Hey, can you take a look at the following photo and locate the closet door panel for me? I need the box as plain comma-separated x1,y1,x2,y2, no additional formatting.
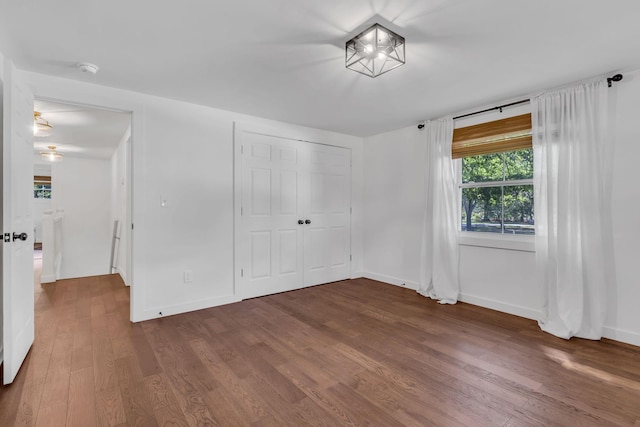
239,133,304,298
304,145,351,286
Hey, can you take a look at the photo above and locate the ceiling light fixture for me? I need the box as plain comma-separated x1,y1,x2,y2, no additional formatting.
346,23,405,78
40,145,64,162
78,62,99,74
33,111,53,136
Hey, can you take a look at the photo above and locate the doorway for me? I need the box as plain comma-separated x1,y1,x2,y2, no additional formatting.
32,100,133,286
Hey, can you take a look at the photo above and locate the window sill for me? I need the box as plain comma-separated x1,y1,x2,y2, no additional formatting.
458,232,535,252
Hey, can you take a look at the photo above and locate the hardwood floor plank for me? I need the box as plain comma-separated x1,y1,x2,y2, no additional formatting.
95,386,127,427
152,404,190,427
12,379,44,427
66,367,97,427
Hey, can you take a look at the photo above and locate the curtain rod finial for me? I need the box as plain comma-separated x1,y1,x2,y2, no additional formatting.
607,74,623,87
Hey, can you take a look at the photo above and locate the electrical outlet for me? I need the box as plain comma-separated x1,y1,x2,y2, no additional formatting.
183,270,193,283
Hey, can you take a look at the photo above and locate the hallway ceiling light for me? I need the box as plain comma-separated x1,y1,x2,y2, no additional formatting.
34,111,53,136
40,145,64,162
346,23,405,78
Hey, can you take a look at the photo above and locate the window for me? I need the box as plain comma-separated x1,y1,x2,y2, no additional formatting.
453,114,534,235
34,175,52,199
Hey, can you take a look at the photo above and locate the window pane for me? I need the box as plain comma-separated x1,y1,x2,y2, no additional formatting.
462,153,504,183
504,148,533,180
461,187,502,233
503,185,534,235
34,183,52,199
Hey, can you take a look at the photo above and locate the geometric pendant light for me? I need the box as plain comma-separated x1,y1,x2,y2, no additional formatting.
346,23,405,78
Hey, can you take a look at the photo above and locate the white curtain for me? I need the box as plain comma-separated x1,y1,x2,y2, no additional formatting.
532,79,613,340
418,118,460,304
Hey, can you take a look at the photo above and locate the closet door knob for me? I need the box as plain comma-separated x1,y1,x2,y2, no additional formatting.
298,220,304,225
305,219,311,225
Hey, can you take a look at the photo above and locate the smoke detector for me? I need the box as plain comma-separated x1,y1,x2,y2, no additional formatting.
78,62,99,74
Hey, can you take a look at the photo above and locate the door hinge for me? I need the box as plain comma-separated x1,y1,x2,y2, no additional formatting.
350,207,352,215
240,207,243,216
131,223,134,230
241,269,244,277
241,145,244,154
350,254,352,261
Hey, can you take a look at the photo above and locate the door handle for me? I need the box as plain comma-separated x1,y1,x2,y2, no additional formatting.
298,220,304,225
12,232,28,242
305,219,311,225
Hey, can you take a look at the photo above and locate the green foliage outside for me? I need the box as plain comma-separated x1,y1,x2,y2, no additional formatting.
34,183,52,199
461,148,534,234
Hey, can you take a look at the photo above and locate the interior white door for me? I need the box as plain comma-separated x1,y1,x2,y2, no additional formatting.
304,144,351,286
2,69,34,385
237,129,351,299
239,132,305,299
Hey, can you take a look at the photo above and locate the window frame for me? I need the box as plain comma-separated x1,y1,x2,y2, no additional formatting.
453,111,535,252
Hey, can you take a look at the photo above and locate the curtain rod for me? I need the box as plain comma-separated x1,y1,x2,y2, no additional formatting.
428,73,626,124
452,99,529,121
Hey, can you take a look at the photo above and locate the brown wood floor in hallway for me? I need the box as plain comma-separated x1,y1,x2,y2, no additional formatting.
1,264,640,426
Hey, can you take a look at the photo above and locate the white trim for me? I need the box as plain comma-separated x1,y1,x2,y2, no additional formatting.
40,273,56,283
458,292,541,321
138,295,241,322
602,326,640,348
117,266,129,287
363,272,418,290
458,232,535,252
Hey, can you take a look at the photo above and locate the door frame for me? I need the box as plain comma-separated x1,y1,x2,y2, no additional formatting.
30,96,135,310
233,122,353,300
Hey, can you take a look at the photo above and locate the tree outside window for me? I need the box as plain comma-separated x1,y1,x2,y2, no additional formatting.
461,148,534,235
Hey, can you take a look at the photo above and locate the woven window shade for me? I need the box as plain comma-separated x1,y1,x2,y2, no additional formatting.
34,175,52,184
452,114,532,159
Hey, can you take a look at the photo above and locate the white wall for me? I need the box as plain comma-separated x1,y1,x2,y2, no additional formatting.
23,70,364,322
110,126,130,285
362,124,541,319
52,157,112,279
363,73,640,346
607,68,640,345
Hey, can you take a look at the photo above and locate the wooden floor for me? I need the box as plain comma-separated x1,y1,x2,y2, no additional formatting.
1,266,640,426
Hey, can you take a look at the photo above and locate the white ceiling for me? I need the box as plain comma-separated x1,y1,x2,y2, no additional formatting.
2,1,640,137
33,100,130,160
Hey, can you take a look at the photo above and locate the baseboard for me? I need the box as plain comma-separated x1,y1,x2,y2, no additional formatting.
362,271,640,347
458,292,541,321
40,274,56,284
602,326,640,347
117,266,129,287
362,271,540,320
363,272,419,290
135,294,242,322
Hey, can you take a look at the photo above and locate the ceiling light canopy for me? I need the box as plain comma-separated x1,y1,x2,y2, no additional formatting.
33,111,52,136
346,23,405,78
40,145,64,162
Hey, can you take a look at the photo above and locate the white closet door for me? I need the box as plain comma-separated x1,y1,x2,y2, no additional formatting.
239,133,305,299
303,144,351,286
